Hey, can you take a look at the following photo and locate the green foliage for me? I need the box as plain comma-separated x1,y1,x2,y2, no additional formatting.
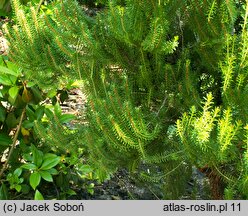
0,0,11,16
20,145,60,190
177,93,247,199
77,0,109,7
3,0,248,199
0,183,8,199
34,189,44,200
0,46,95,199
0,0,40,17
176,1,248,198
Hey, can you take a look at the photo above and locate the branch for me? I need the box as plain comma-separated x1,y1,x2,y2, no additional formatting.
36,0,45,14
0,107,26,181
155,95,167,117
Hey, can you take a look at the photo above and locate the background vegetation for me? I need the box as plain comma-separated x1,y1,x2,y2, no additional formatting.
0,0,247,200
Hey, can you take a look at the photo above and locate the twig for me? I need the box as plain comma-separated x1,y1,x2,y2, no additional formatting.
146,184,160,200
0,107,26,181
36,0,45,14
155,96,167,117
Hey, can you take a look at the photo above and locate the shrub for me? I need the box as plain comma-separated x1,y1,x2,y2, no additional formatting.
3,0,248,199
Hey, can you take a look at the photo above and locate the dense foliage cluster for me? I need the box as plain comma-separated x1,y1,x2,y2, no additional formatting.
0,0,247,199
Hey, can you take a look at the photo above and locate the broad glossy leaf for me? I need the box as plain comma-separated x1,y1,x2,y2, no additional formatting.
0,65,20,77
40,170,53,182
23,153,33,162
54,102,62,116
46,88,57,98
35,106,45,120
47,168,59,175
26,81,35,87
14,168,23,177
40,155,61,170
0,74,12,85
66,189,77,196
31,145,43,167
30,172,41,190
6,62,21,75
59,90,69,103
43,153,59,160
59,114,76,124
9,75,17,85
21,163,37,170
34,190,44,200
9,86,19,101
22,120,34,129
15,185,22,192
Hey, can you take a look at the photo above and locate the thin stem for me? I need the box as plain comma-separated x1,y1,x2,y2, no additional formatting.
0,107,26,181
213,163,234,183
36,0,45,14
155,95,167,117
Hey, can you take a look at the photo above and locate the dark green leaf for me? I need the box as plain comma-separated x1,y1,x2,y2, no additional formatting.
6,113,18,129
44,108,54,119
59,90,69,103
0,106,6,122
35,106,45,120
22,120,34,129
0,183,8,200
47,168,59,175
31,86,43,103
31,144,43,167
59,114,76,124
21,184,30,194
21,163,37,170
40,155,61,170
40,170,53,182
54,102,62,116
43,153,59,160
23,153,33,162
26,106,36,121
0,133,12,146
